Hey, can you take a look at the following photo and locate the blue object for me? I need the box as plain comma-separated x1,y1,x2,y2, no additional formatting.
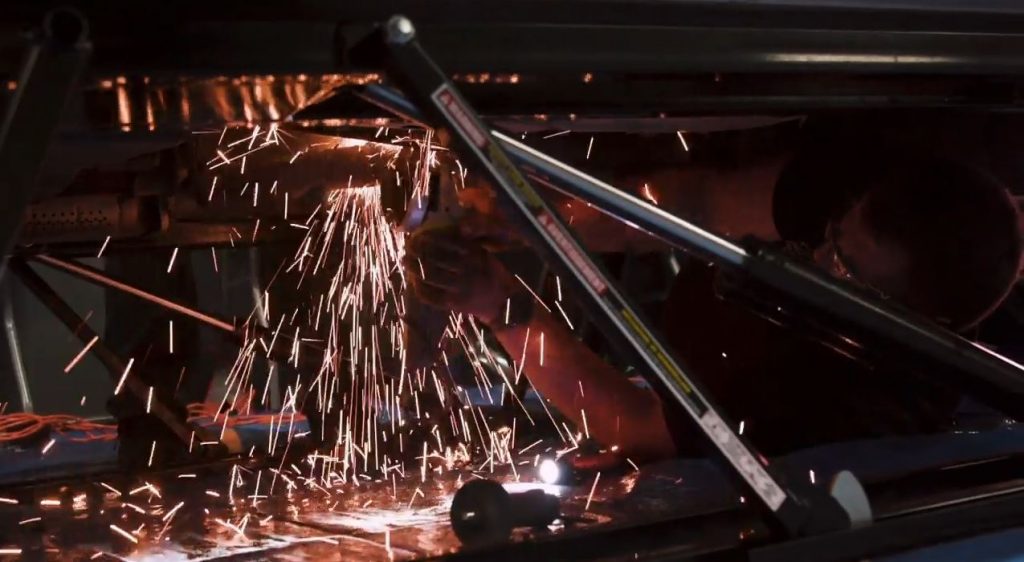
0,418,310,484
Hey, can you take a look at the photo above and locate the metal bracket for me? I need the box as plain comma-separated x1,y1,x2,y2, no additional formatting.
0,9,91,279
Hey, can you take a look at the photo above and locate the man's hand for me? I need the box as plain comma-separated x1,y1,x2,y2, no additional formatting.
403,223,517,325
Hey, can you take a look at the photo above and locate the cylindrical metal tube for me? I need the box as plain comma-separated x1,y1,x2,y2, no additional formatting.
20,194,163,245
30,253,327,375
32,253,236,333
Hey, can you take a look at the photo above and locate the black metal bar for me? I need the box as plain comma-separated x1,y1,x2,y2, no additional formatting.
34,254,236,333
378,16,849,536
0,9,90,278
13,1,1024,77
314,75,1024,124
8,259,222,455
750,487,1024,562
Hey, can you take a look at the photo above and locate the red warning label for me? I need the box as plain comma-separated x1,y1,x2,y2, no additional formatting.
432,86,488,148
537,212,607,294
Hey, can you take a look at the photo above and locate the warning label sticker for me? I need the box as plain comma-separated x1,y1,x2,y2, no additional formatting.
699,409,787,511
432,86,488,148
537,212,607,294
488,143,544,209
619,307,692,396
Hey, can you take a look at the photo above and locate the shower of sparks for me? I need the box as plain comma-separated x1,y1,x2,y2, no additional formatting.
586,136,594,160
99,482,122,496
513,274,552,313
56,126,593,553
113,358,135,395
585,472,601,512
64,335,99,373
554,300,574,329
641,183,659,206
201,128,572,489
97,235,111,258
676,131,689,152
167,247,180,273
543,130,571,139
109,524,139,544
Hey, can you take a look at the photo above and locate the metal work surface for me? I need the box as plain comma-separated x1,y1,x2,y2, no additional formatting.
0,453,659,561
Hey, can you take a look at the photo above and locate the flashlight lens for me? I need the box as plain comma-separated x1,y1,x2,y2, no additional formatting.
538,459,561,484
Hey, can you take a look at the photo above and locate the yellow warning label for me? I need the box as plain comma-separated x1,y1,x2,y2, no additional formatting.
487,143,544,209
620,307,693,396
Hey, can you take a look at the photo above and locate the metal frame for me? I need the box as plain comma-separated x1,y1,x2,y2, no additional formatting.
0,1,1021,555
10,1,1024,78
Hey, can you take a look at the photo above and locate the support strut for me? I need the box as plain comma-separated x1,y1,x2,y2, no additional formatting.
30,254,325,371
9,259,224,459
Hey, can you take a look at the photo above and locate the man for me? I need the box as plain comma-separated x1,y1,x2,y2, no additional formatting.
403,127,1023,463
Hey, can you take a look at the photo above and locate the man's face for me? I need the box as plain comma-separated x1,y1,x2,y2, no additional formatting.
813,199,911,300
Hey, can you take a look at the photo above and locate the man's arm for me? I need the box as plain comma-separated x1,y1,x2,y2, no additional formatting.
488,299,678,462
403,227,677,462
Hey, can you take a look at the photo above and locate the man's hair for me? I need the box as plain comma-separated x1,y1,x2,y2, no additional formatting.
858,156,1022,330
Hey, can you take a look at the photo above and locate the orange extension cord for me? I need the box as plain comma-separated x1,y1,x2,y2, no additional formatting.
0,403,300,446
0,413,118,444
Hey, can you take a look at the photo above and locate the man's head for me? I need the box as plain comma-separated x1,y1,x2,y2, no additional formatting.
815,156,1022,331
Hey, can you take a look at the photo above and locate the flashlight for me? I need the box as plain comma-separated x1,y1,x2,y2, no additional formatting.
538,458,563,485
449,479,560,546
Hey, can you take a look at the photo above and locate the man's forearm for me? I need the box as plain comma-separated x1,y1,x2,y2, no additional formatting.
486,299,677,462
